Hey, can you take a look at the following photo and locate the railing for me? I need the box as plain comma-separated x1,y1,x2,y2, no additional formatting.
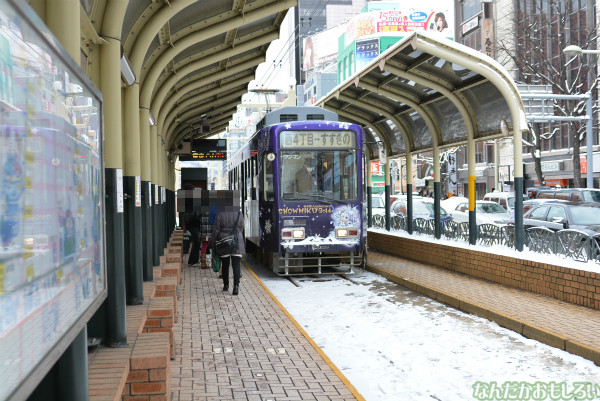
370,215,600,263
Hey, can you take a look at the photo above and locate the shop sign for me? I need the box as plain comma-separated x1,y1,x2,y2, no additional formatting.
540,161,560,172
462,15,478,34
580,156,587,174
498,165,511,182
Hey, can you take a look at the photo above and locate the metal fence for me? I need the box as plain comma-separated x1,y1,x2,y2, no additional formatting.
371,216,600,263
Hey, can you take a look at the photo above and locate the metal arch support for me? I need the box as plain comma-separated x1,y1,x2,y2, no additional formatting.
382,63,478,140
140,30,278,109
356,80,442,150
167,102,238,144
414,34,527,250
337,93,413,153
166,89,247,145
127,0,295,75
384,56,479,243
156,58,263,130
158,75,252,132
351,81,443,238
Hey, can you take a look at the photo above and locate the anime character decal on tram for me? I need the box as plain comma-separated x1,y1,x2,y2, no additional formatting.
228,106,366,275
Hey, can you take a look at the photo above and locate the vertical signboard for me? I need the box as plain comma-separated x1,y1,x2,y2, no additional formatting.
355,38,380,70
0,1,106,399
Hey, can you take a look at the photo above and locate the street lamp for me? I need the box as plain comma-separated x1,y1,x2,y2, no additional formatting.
563,45,598,188
563,45,600,57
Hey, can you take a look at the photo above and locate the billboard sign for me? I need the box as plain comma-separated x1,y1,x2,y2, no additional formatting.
345,2,454,47
302,24,347,71
356,38,380,70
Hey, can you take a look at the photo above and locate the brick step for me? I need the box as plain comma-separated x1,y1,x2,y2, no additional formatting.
88,347,131,401
161,262,181,285
124,333,171,401
154,277,178,323
145,297,175,359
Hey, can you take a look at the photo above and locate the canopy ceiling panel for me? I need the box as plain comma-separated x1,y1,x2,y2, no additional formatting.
115,0,296,149
317,31,528,160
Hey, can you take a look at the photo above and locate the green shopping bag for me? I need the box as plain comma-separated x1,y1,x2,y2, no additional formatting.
211,248,221,272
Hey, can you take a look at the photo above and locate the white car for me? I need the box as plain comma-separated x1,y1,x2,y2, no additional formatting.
371,194,386,216
445,200,511,226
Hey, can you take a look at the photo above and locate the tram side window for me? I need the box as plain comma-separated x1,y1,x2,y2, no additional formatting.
263,155,275,201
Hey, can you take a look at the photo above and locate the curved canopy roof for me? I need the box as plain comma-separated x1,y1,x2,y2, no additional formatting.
316,31,529,160
85,0,295,152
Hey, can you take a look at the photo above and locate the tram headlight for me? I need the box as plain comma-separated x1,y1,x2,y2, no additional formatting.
282,227,305,240
336,227,359,238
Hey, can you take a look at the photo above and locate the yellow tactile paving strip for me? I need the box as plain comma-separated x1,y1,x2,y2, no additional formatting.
367,250,600,365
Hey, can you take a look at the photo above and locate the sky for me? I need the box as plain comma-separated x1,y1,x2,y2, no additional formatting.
254,266,600,401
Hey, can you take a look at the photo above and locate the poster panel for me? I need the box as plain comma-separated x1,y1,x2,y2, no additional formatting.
0,1,106,399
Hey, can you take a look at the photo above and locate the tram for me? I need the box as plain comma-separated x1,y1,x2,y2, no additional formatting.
227,106,366,275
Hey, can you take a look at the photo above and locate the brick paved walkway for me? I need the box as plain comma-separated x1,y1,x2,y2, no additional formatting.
171,261,360,401
366,250,600,365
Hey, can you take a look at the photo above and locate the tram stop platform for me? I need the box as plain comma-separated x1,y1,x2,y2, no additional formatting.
171,244,600,400
171,260,362,401
366,250,600,366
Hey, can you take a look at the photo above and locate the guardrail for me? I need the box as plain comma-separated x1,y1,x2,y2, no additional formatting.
371,216,600,263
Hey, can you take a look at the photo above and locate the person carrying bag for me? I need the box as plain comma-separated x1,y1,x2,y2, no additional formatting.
214,212,240,256
212,208,245,295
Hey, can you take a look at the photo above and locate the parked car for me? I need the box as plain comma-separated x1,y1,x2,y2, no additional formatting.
371,194,386,216
526,186,551,199
440,196,469,213
510,202,600,234
445,200,511,226
535,188,600,203
391,197,453,222
483,191,528,212
522,198,567,214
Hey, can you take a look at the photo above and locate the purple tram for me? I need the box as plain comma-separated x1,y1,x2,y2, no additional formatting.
227,106,366,275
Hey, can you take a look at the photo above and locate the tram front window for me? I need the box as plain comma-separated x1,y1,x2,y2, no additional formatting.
280,150,358,201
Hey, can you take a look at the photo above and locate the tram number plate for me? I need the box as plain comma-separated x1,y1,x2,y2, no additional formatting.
280,131,356,149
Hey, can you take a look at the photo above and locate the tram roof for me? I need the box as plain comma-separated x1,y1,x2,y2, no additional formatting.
316,31,529,161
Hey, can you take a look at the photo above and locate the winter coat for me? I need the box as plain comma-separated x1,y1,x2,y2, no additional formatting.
212,209,245,255
200,211,212,241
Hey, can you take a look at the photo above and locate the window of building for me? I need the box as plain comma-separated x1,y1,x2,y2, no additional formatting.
461,0,482,22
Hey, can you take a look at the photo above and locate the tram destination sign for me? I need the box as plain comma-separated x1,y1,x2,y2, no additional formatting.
179,152,227,161
280,130,356,149
179,139,227,160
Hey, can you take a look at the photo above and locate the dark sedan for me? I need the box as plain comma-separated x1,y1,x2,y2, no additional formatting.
515,202,600,234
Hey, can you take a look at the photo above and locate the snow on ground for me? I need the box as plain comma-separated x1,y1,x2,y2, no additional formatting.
258,269,600,401
368,227,600,274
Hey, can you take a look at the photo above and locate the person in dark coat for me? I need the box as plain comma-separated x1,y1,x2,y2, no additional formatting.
199,211,212,269
185,209,201,266
295,157,314,193
212,207,245,295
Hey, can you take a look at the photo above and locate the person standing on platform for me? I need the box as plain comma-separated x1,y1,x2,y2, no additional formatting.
212,207,245,295
199,210,212,269
183,184,201,266
185,210,201,266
